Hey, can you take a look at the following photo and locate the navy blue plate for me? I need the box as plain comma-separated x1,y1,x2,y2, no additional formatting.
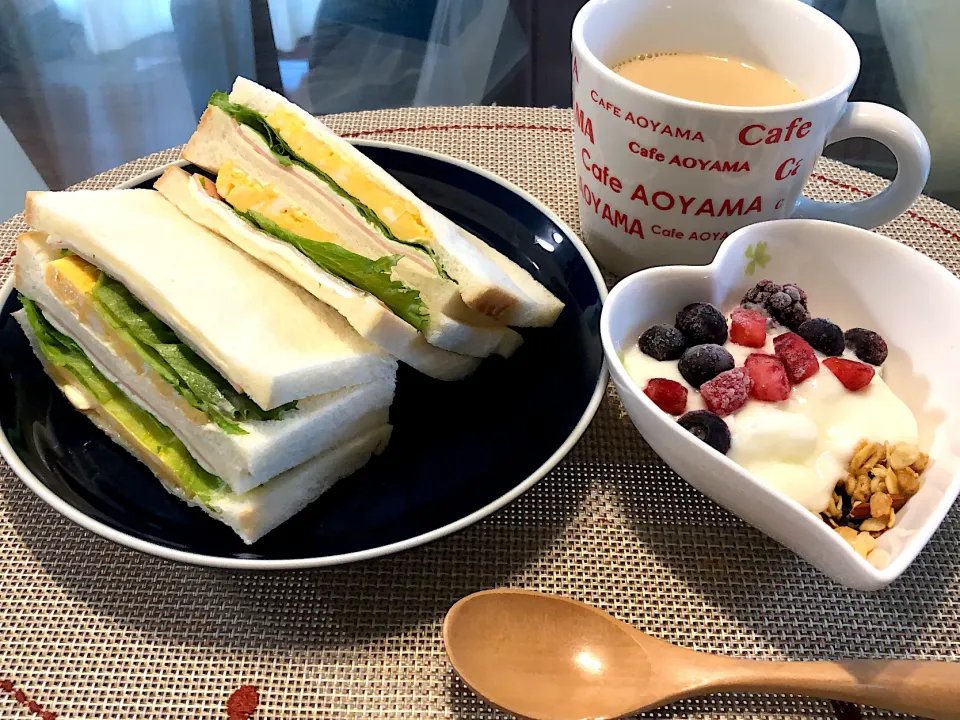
0,142,607,567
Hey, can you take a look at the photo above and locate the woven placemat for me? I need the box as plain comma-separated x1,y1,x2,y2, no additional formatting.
1,106,959,720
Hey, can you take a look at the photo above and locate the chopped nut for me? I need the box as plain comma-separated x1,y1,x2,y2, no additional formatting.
852,531,876,557
844,474,857,497
896,466,921,496
889,443,920,470
884,466,900,495
835,526,859,543
912,453,930,474
850,442,884,473
871,492,893,518
859,517,887,532
868,548,891,569
822,439,929,544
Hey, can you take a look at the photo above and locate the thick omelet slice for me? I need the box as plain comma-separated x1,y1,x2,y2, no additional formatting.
215,162,461,313
265,107,430,243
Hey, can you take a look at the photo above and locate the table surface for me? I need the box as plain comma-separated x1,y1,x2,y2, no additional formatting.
2,0,958,213
2,105,960,720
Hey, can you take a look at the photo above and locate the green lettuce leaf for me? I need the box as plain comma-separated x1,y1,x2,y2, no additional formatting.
236,209,429,333
208,90,450,280
19,295,224,504
89,274,296,434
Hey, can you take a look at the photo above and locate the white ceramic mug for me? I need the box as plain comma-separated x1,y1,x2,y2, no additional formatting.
571,0,931,274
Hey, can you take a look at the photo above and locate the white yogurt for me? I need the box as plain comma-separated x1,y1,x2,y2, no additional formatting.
623,315,919,513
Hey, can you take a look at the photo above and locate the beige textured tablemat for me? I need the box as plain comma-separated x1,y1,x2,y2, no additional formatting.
1,106,959,720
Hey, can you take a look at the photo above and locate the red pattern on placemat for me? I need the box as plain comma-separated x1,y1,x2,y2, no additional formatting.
813,173,960,243
341,122,572,138
226,685,260,720
0,250,14,267
1,679,57,719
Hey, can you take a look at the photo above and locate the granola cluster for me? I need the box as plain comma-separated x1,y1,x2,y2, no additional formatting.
821,440,929,560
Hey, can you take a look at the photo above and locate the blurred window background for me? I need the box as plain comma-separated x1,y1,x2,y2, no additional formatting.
0,0,956,219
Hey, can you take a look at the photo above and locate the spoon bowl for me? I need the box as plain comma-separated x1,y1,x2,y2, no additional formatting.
444,590,658,719
444,589,960,720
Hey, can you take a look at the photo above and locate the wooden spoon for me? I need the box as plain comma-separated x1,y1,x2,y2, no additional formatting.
443,589,960,720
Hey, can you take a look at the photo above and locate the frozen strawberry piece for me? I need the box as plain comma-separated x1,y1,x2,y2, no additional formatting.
773,332,819,384
744,353,790,402
729,307,767,348
700,367,753,417
643,378,688,415
823,357,875,391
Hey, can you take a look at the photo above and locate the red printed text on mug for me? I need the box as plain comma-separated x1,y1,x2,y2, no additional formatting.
628,142,751,173
738,117,813,145
578,173,645,237
588,89,705,142
775,157,804,181
575,101,595,144
629,184,763,217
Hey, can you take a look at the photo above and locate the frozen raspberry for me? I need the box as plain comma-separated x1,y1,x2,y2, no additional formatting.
643,378,688,415
744,353,790,402
798,318,844,356
823,357,875,391
678,410,731,454
844,328,888,366
678,344,734,388
700,367,753,416
675,302,728,346
638,324,686,361
729,307,767,348
773,332,819,384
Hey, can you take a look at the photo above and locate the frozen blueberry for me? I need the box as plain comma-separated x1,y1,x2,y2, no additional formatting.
638,324,686,361
798,318,844,356
678,410,731,454
677,343,734,388
844,328,888,366
675,302,728,345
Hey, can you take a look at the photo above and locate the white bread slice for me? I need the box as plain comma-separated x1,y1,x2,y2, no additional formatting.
225,76,564,326
155,166,481,380
181,108,523,358
24,188,396,410
459,229,565,327
15,308,390,544
16,233,395,493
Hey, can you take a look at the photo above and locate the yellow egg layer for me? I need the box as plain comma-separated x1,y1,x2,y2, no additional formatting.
215,162,339,245
265,108,430,243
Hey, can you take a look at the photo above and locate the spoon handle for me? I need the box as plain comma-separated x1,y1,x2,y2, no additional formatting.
706,658,960,719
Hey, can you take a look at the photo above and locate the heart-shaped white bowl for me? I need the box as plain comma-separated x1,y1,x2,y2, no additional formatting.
601,219,960,590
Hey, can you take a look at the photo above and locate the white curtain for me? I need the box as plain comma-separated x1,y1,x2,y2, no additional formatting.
52,0,174,54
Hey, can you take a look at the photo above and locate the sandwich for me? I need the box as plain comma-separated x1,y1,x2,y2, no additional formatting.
15,188,398,543
168,77,564,376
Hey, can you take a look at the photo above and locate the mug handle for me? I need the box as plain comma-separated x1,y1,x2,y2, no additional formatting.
792,102,930,228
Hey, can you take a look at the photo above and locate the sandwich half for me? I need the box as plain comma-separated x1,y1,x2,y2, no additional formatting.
16,189,399,542
179,78,564,343
155,165,480,381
